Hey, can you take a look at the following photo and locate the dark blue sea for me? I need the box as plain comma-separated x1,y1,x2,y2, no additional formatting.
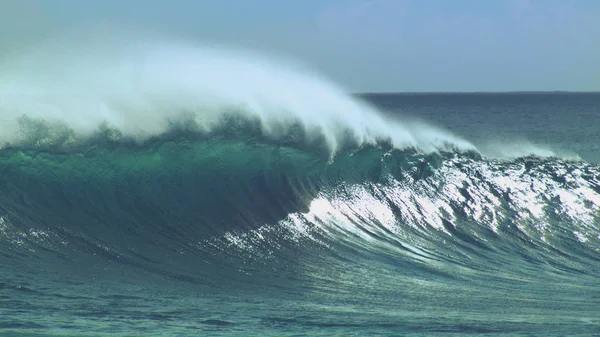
1,47,599,336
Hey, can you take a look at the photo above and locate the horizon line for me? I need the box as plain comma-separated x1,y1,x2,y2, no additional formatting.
354,90,600,95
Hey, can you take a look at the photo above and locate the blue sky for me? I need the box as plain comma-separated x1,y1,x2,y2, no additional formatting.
1,0,599,92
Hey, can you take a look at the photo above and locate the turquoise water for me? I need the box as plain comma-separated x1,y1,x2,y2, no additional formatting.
1,93,600,336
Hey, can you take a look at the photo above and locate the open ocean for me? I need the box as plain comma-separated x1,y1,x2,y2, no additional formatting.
0,44,599,336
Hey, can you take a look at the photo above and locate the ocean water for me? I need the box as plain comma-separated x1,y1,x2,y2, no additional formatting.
1,43,599,336
363,92,600,163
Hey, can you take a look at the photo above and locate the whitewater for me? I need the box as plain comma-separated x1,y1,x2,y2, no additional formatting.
0,38,473,156
1,38,599,336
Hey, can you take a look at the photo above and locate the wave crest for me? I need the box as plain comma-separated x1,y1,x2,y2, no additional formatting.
0,36,474,157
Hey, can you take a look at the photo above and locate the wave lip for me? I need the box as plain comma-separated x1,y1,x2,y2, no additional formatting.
0,36,475,158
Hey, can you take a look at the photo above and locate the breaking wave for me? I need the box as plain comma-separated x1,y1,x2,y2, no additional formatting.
1,37,599,281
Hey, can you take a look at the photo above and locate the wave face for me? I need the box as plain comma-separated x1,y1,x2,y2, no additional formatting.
4,137,599,262
1,40,599,336
2,137,600,335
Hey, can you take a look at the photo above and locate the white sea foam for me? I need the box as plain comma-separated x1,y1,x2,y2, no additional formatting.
0,33,474,155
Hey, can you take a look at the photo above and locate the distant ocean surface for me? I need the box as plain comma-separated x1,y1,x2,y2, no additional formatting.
363,92,600,163
1,48,599,337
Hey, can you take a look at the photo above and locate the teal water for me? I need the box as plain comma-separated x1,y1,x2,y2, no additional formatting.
1,93,600,336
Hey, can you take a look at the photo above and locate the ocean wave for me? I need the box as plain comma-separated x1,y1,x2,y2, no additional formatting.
1,36,598,287
0,135,598,280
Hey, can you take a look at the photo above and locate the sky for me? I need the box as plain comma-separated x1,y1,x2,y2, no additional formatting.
0,0,599,92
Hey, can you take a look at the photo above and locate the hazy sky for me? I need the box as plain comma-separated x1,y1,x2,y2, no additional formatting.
1,0,599,92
